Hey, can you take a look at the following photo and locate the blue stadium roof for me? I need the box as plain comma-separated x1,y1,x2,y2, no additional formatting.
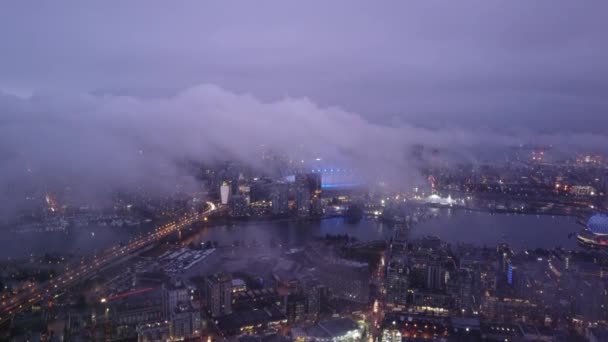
588,214,608,235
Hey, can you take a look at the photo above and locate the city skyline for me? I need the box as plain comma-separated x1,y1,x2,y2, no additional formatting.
1,1,608,341
2,2,608,219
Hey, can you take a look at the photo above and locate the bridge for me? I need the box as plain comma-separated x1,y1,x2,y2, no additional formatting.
0,203,223,325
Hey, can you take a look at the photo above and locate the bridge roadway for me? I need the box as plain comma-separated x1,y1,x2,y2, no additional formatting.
0,205,222,325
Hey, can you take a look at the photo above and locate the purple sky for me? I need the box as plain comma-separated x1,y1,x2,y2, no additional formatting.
1,1,607,132
1,1,607,218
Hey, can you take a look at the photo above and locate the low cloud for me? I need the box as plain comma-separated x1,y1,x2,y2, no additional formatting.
1,84,607,220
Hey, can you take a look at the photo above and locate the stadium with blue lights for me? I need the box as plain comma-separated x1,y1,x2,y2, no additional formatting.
310,168,365,190
577,214,608,247
587,214,608,235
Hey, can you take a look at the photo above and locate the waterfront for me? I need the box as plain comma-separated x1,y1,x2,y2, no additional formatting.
192,209,582,251
1,209,584,259
0,224,148,259
410,208,581,250
185,217,393,247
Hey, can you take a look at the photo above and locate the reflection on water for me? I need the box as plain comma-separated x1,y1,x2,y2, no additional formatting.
0,225,148,259
186,218,392,248
411,209,580,250
0,210,581,259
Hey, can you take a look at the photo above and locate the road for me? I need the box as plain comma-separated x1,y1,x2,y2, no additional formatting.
0,203,222,324
369,249,386,341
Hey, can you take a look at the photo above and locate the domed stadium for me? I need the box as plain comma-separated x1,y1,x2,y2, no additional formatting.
587,214,608,236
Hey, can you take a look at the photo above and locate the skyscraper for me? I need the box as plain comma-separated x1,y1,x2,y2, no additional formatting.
170,306,201,340
205,273,232,317
270,182,289,215
163,279,189,318
228,194,249,217
295,184,310,217
426,264,445,290
386,257,409,305
305,280,323,321
163,279,201,340
311,196,324,216
601,171,608,207
285,293,307,324
220,182,230,205
306,172,322,193
317,259,370,304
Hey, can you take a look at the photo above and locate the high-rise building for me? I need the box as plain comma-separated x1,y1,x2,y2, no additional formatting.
317,259,370,304
112,288,164,327
228,194,249,217
170,304,201,340
295,184,311,217
311,197,324,216
411,144,424,161
230,175,240,195
507,262,513,285
574,280,608,322
426,264,445,290
270,182,289,215
285,294,307,325
446,268,475,311
250,178,273,202
137,322,171,342
601,171,608,207
163,279,189,318
386,257,409,306
238,185,251,204
205,273,232,317
306,172,322,193
497,244,511,272
305,280,323,321
220,182,230,205
162,279,201,340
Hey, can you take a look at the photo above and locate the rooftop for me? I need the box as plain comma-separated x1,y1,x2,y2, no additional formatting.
216,307,286,334
292,318,361,339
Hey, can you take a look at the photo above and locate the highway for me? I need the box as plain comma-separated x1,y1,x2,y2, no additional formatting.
0,203,221,325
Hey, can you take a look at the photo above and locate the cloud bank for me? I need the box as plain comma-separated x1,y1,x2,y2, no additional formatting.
1,84,608,221
1,1,607,133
